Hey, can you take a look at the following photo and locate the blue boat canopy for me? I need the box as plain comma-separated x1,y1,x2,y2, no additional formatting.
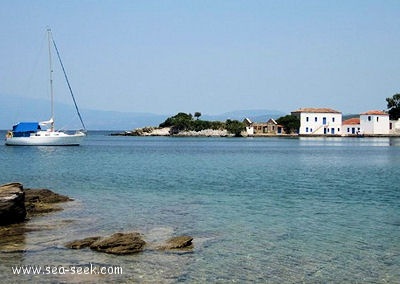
12,122,40,133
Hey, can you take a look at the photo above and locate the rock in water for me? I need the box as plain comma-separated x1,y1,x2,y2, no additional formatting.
90,232,146,255
24,188,71,203
0,183,26,225
24,188,72,215
158,236,193,250
65,237,101,249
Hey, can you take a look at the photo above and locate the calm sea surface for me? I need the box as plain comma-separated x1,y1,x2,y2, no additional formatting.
0,132,399,283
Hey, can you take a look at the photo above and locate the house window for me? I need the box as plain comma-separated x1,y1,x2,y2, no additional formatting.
390,122,393,130
310,128,313,132
368,116,371,121
347,127,350,133
377,117,379,122
306,127,309,133
332,117,335,122
315,117,318,122
306,117,309,122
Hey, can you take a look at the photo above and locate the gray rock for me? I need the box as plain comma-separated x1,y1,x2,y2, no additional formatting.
0,183,26,225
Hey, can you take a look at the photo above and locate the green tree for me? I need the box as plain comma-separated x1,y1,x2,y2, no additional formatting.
210,121,225,130
194,112,202,120
193,119,211,131
386,93,400,120
159,112,193,128
225,119,245,137
276,115,300,134
159,112,233,134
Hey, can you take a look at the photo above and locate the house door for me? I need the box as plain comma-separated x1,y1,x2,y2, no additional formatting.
331,128,335,134
352,128,355,134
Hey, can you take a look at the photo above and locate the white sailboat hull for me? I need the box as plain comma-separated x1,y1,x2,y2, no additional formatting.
5,131,86,146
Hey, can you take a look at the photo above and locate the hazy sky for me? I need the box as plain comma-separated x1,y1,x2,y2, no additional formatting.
1,0,399,115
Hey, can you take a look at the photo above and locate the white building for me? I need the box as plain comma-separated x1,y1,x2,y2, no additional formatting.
291,108,342,135
342,118,361,135
360,110,389,135
243,118,254,135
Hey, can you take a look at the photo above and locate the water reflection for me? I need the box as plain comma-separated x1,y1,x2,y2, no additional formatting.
389,137,400,146
299,136,393,147
0,223,27,252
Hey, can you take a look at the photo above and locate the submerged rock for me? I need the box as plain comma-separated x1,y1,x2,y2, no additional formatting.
0,183,26,225
89,232,146,255
24,188,72,215
65,237,101,249
157,236,194,250
66,233,193,254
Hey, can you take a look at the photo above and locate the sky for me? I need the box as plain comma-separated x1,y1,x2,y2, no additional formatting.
1,0,399,116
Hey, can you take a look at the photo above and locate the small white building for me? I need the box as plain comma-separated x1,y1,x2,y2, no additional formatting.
342,118,361,135
291,107,342,135
360,110,389,135
243,118,254,135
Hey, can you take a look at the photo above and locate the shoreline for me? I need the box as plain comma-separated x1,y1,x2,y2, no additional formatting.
0,183,193,256
110,127,400,138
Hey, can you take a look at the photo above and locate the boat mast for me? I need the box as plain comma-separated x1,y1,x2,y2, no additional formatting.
47,28,55,131
52,33,87,131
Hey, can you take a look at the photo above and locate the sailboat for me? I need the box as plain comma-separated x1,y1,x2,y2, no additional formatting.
5,29,86,146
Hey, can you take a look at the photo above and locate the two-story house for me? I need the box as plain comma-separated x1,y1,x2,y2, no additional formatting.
291,108,342,135
360,110,389,135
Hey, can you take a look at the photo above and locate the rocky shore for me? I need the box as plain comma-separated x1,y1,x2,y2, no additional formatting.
0,183,71,226
0,183,73,245
114,127,171,136
111,127,232,137
0,183,193,255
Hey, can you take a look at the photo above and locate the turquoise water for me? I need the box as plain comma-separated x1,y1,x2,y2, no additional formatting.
0,132,399,283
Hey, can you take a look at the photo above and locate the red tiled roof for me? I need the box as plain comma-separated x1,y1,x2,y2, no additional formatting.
291,107,341,114
342,118,360,125
360,110,388,115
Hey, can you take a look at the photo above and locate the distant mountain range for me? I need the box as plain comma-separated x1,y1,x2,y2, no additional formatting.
0,96,286,130
201,109,286,123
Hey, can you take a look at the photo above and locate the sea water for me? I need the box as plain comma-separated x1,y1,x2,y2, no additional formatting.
0,132,399,283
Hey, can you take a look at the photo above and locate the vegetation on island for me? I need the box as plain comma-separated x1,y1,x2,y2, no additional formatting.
158,112,302,136
159,112,245,136
276,115,300,134
386,93,400,120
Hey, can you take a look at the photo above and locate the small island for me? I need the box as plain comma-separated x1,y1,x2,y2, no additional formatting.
112,94,400,138
111,111,299,137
